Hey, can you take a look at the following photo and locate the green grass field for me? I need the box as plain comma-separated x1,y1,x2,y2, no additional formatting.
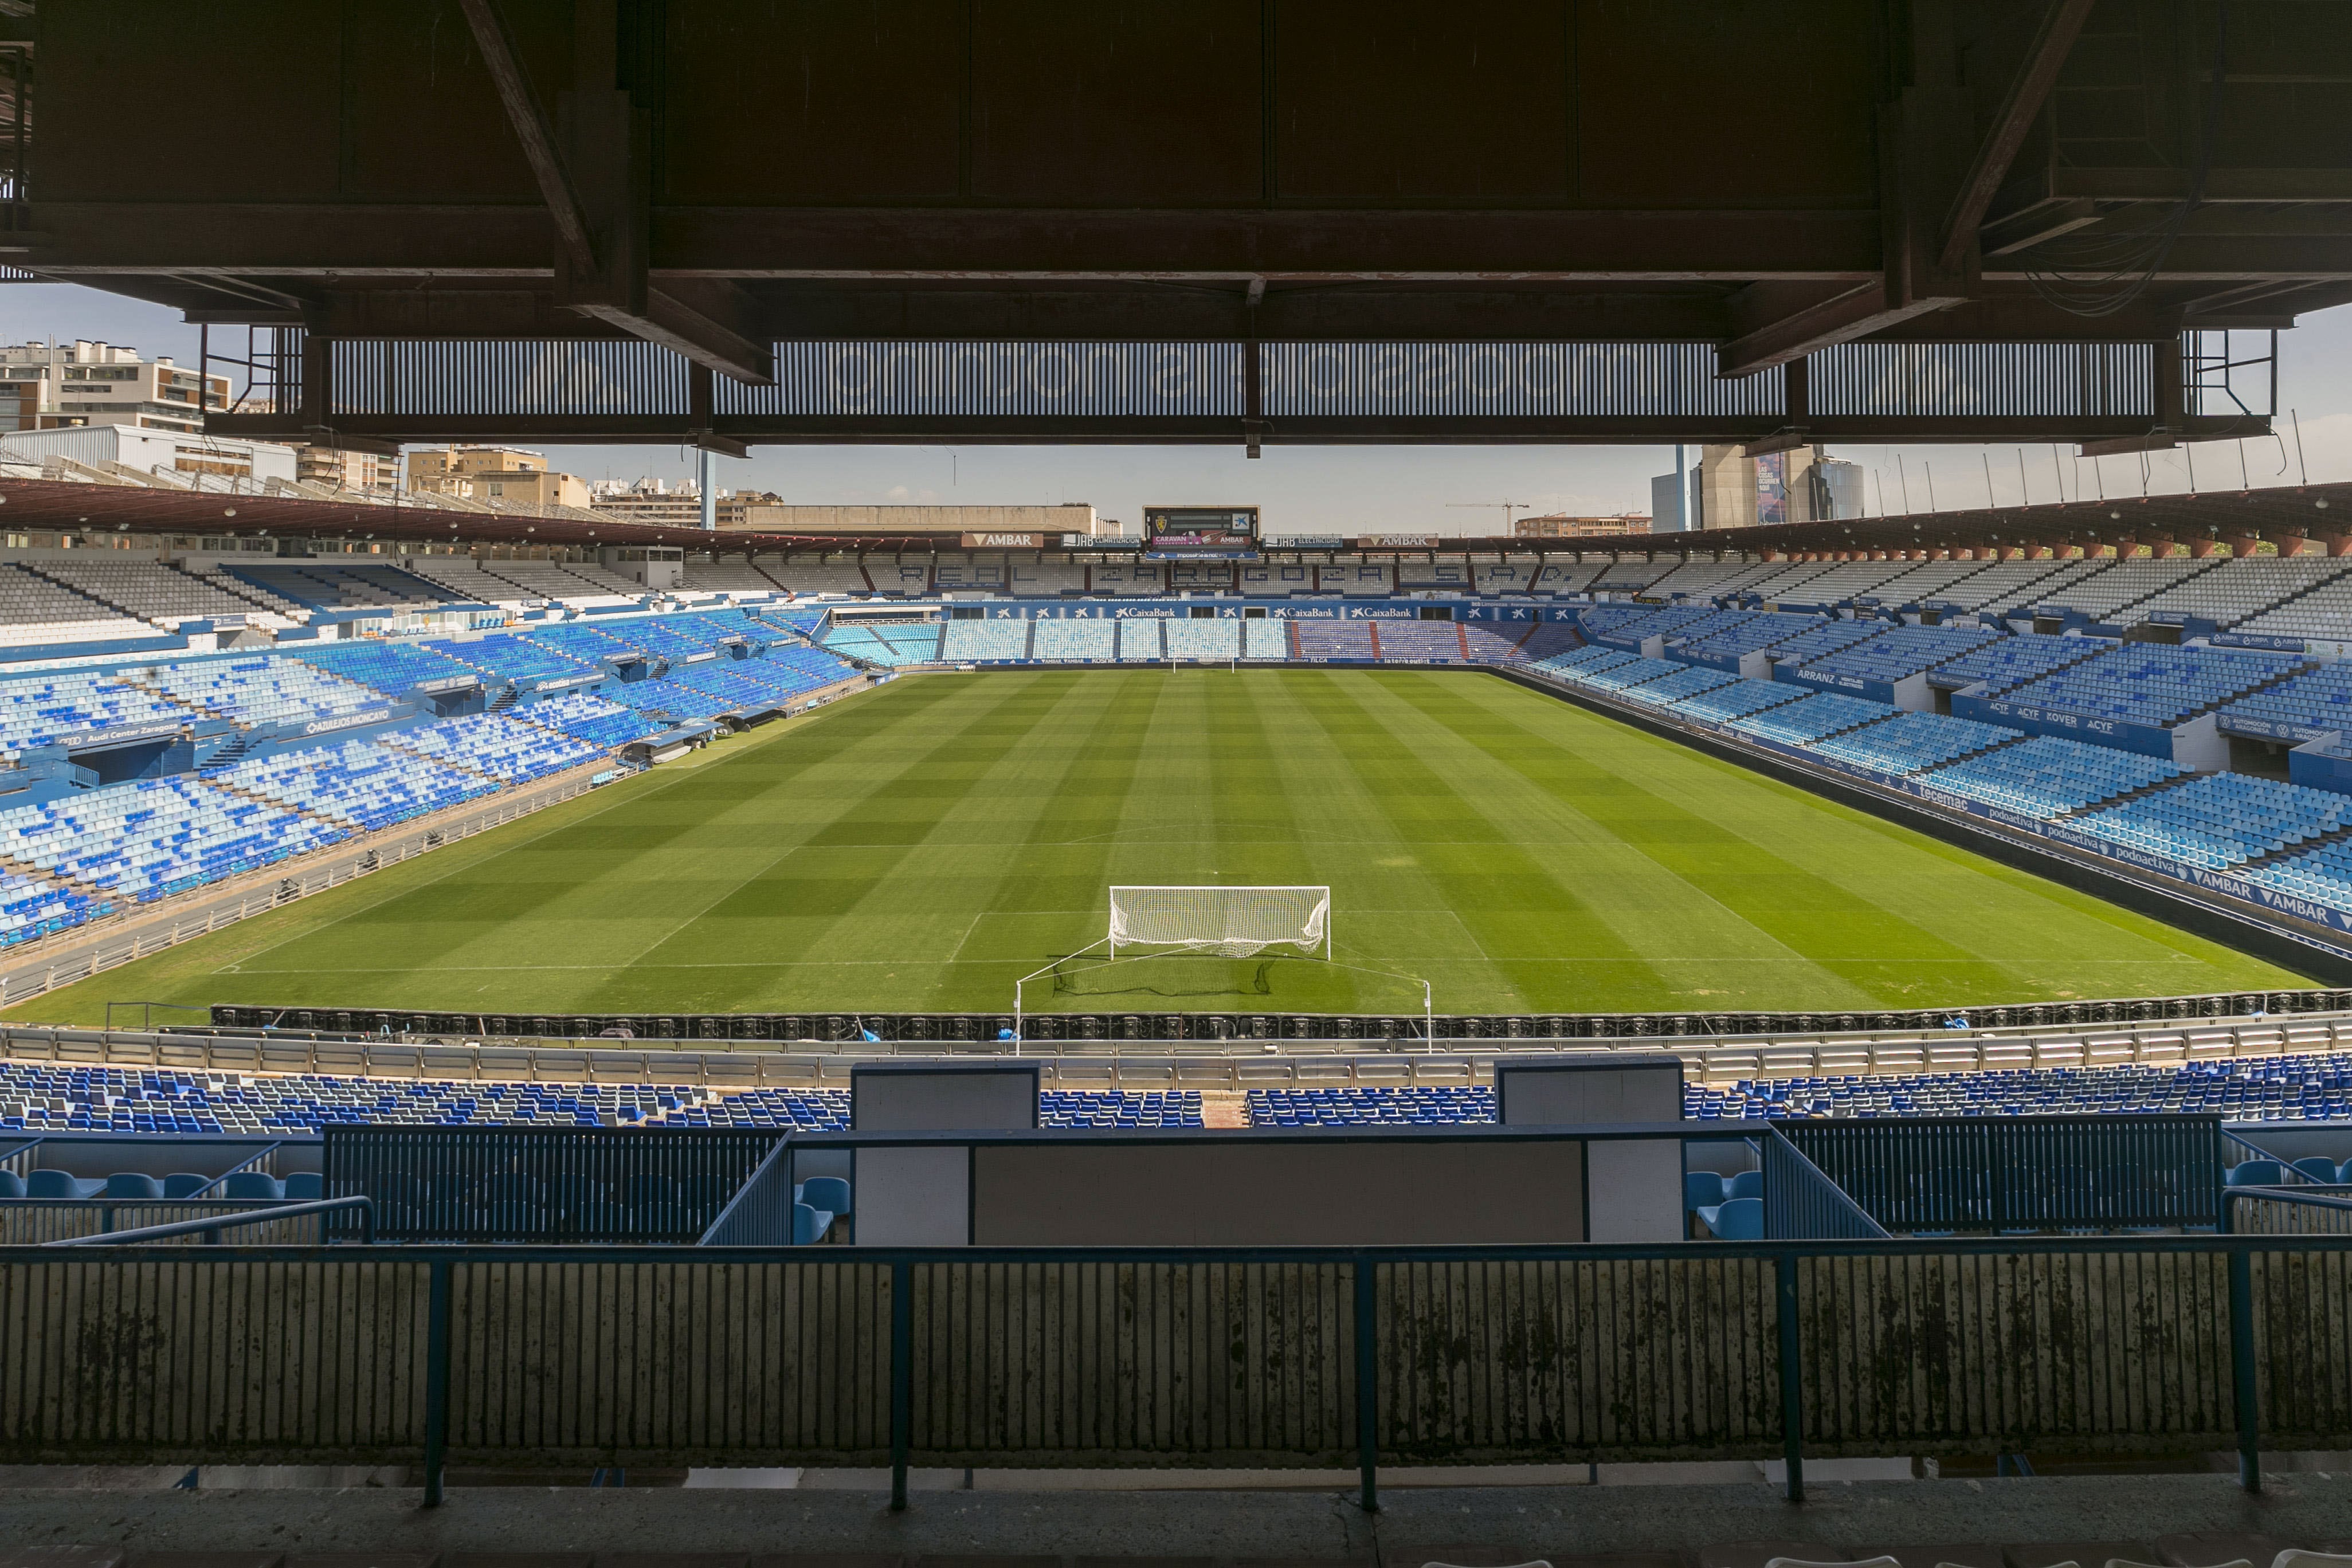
12,667,2312,1025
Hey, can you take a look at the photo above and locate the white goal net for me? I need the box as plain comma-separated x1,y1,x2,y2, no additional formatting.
1107,885,1331,958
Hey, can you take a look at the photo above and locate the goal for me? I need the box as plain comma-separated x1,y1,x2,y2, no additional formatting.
1107,885,1331,959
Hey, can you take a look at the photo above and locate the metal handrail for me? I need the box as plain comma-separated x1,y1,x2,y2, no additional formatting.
40,1195,375,1246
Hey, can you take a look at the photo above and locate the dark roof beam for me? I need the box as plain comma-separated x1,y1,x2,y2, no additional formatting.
1938,0,2099,273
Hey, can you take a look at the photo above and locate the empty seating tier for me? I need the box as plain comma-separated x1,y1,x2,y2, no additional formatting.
2218,661,2352,736
294,640,484,697
30,559,292,629
1928,633,2100,692
821,624,943,665
218,739,497,830
1163,619,1242,660
0,563,160,649
424,633,602,685
385,712,602,786
1788,622,2000,684
1914,735,2187,818
1723,691,1897,745
1663,677,1812,724
942,620,1032,661
143,656,389,730
0,669,197,759
515,691,663,748
1996,642,2302,727
0,775,345,902
1806,711,2022,775
2067,771,2349,871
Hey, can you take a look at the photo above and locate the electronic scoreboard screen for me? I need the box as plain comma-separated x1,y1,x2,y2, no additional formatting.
1143,505,1260,557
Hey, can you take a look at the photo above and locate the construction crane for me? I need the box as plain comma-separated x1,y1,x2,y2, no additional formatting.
1447,501,1534,534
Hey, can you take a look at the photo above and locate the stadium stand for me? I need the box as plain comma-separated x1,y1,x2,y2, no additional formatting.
1723,691,1896,744
2231,567,2352,645
395,558,543,606
2123,556,2351,630
676,562,783,595
0,774,344,901
1677,610,1822,663
1458,622,1532,661
1760,560,1915,604
759,558,871,596
524,622,634,665
1241,1054,2352,1127
26,558,297,630
0,668,198,759
1163,619,1242,660
1571,654,1686,692
821,624,943,665
1371,622,1463,661
1806,710,2022,774
0,563,166,649
1962,558,2112,616
1852,558,1995,606
229,563,459,611
1616,663,1742,708
1926,632,2103,692
1115,620,1165,660
216,738,498,830
2245,835,2352,914
1754,617,1891,667
519,690,664,748
1661,677,1814,723
292,638,484,698
1633,559,1784,599
2067,771,2350,870
599,677,735,724
1530,561,1607,594
424,633,602,685
0,868,93,946
1782,622,2000,683
941,620,1032,661
383,712,603,785
1028,619,1118,661
142,656,389,730
1914,734,2188,817
1737,562,1839,601
2218,660,2352,735
1996,642,2304,727
1291,621,1377,659
2013,558,2214,624
0,1062,1201,1135
1242,618,1292,659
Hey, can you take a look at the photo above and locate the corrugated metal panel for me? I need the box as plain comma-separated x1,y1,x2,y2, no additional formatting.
1375,1256,1779,1463
908,1260,1353,1466
1263,342,1784,419
1797,1252,2234,1456
0,1257,426,1463
448,1259,891,1466
1809,342,2154,419
725,342,1242,419
332,340,691,418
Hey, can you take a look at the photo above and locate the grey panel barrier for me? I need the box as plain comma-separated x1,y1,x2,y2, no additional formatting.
1,1234,2347,1506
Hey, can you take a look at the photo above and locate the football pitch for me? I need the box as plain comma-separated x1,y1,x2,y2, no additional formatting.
14,667,2311,1025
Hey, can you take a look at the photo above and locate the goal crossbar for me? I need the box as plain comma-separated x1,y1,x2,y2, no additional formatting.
1107,884,1331,959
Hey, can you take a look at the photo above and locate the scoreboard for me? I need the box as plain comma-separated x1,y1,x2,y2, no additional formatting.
1143,505,1260,558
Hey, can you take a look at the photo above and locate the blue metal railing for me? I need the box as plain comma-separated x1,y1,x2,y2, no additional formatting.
1762,1127,1889,1239
41,1195,375,1246
323,1124,781,1243
697,1135,795,1245
1779,1114,2225,1232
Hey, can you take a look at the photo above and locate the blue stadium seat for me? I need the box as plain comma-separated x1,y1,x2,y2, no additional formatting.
797,1176,852,1216
1727,1170,1763,1201
27,1169,101,1198
1698,1197,1763,1240
2225,1159,2284,1186
103,1172,163,1199
792,1200,829,1245
1684,1171,1724,1210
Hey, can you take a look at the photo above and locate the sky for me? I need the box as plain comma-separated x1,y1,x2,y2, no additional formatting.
6,281,2347,536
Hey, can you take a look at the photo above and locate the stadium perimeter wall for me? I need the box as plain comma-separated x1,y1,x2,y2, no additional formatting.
4,1230,2348,1480
6,1011,2345,1091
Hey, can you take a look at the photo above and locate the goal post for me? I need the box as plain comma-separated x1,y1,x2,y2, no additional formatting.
1107,885,1331,959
